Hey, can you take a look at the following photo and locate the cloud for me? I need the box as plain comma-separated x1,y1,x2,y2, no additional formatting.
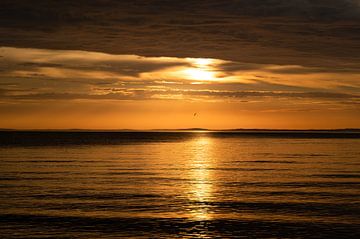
0,47,359,106
0,0,359,70
1,87,358,103
176,90,360,102
0,2,359,129
0,47,190,78
218,62,360,75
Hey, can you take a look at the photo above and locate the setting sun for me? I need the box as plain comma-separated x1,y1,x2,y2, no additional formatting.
183,68,217,81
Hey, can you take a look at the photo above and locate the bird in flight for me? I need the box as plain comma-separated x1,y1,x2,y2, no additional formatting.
194,113,197,117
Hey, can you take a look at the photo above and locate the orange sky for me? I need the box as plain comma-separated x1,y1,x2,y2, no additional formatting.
0,47,359,129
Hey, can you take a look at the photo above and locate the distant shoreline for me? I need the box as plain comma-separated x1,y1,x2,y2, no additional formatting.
1,130,359,146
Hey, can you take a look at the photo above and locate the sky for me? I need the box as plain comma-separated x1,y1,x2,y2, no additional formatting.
0,0,359,129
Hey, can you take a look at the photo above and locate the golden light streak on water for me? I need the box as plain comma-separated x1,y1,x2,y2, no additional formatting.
187,134,214,221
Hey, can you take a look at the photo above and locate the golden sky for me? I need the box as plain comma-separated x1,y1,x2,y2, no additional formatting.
0,47,359,129
0,1,359,129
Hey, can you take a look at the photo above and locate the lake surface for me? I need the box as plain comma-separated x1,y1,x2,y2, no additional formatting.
0,131,359,238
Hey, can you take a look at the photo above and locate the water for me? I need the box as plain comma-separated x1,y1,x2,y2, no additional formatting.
0,131,359,238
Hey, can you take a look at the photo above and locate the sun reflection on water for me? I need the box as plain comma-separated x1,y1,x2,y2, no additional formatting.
187,134,214,221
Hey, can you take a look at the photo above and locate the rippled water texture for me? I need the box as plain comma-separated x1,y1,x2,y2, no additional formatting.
0,131,359,238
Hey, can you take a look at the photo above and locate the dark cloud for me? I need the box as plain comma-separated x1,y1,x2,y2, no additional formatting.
0,47,190,78
181,90,359,100
0,0,359,69
217,62,262,73
1,87,357,102
13,61,187,77
19,62,64,68
218,62,360,74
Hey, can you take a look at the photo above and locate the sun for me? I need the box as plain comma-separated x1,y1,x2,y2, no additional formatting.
182,58,218,81
192,58,214,67
183,68,216,81
158,57,222,82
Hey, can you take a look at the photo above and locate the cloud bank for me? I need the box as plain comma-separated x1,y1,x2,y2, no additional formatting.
0,47,358,104
0,0,359,69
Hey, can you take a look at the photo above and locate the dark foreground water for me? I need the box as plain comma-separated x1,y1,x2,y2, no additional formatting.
0,131,359,238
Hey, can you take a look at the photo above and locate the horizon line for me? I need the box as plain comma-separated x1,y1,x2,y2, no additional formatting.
1,128,359,132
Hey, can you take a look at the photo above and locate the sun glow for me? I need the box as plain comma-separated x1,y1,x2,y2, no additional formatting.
183,68,217,81
191,58,214,67
180,58,220,81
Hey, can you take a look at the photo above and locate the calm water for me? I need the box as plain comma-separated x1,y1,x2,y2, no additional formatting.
0,131,359,238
